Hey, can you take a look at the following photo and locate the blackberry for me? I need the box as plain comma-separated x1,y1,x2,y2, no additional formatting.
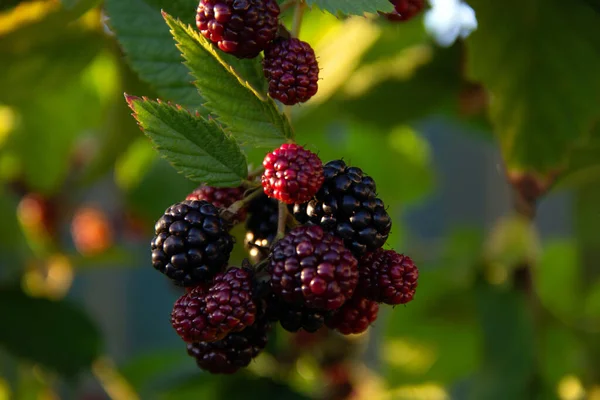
151,200,234,287
357,249,418,305
263,37,319,105
261,143,324,204
244,193,279,263
269,225,358,310
186,185,246,223
266,293,329,333
186,300,270,374
171,268,257,343
196,0,280,59
385,0,425,21
325,294,379,335
291,160,392,257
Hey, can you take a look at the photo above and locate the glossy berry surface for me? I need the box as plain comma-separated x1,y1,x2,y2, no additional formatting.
244,193,279,263
266,293,329,333
357,249,418,305
263,37,319,105
325,294,378,335
170,268,256,343
262,143,324,204
386,0,425,21
186,301,269,374
291,160,392,257
196,0,280,58
151,200,234,287
269,225,358,310
186,185,246,222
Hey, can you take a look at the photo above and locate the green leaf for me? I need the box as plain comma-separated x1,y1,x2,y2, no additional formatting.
164,13,293,147
127,96,248,187
305,0,393,16
0,286,102,377
104,0,206,111
465,0,600,172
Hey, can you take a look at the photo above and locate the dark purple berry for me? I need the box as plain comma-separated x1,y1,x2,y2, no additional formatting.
151,200,234,287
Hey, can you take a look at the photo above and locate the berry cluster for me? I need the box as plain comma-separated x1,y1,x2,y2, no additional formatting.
195,0,320,105
152,144,418,374
147,0,420,376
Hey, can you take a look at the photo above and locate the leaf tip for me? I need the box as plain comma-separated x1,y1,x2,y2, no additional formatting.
124,94,140,108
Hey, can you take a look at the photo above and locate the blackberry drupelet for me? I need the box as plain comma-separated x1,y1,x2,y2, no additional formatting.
269,225,358,310
196,0,280,58
291,160,392,257
325,293,379,335
261,143,324,204
244,193,279,263
385,0,425,21
266,293,329,333
186,185,246,223
357,249,418,305
151,200,234,287
170,268,257,343
263,37,319,105
186,300,270,374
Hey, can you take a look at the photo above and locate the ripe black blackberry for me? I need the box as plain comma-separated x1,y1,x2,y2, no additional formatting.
263,37,319,105
357,249,418,305
186,185,246,223
151,200,234,287
171,268,257,343
244,193,279,263
269,225,358,310
291,160,392,257
196,0,280,59
266,293,329,333
325,293,379,335
186,300,270,374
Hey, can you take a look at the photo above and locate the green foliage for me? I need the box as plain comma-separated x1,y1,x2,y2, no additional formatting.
164,13,294,147
127,96,248,187
305,0,393,16
104,0,205,111
0,287,102,377
465,0,600,172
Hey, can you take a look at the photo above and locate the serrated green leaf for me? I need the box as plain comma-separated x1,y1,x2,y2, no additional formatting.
305,0,393,16
0,286,102,377
164,13,293,148
104,0,206,111
465,0,600,172
127,96,248,186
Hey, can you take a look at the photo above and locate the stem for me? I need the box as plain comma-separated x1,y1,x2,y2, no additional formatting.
291,0,306,39
221,188,264,222
284,0,306,122
279,0,296,13
276,202,288,240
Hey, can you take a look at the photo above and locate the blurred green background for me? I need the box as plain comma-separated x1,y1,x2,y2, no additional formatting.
1,0,600,399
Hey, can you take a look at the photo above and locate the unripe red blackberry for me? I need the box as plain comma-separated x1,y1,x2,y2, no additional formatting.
269,225,358,310
291,160,392,257
325,294,378,335
357,249,418,305
385,0,425,21
186,300,270,374
196,0,280,59
151,200,234,287
266,293,329,333
244,193,279,263
263,37,319,105
261,143,324,204
171,268,257,343
186,185,247,223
